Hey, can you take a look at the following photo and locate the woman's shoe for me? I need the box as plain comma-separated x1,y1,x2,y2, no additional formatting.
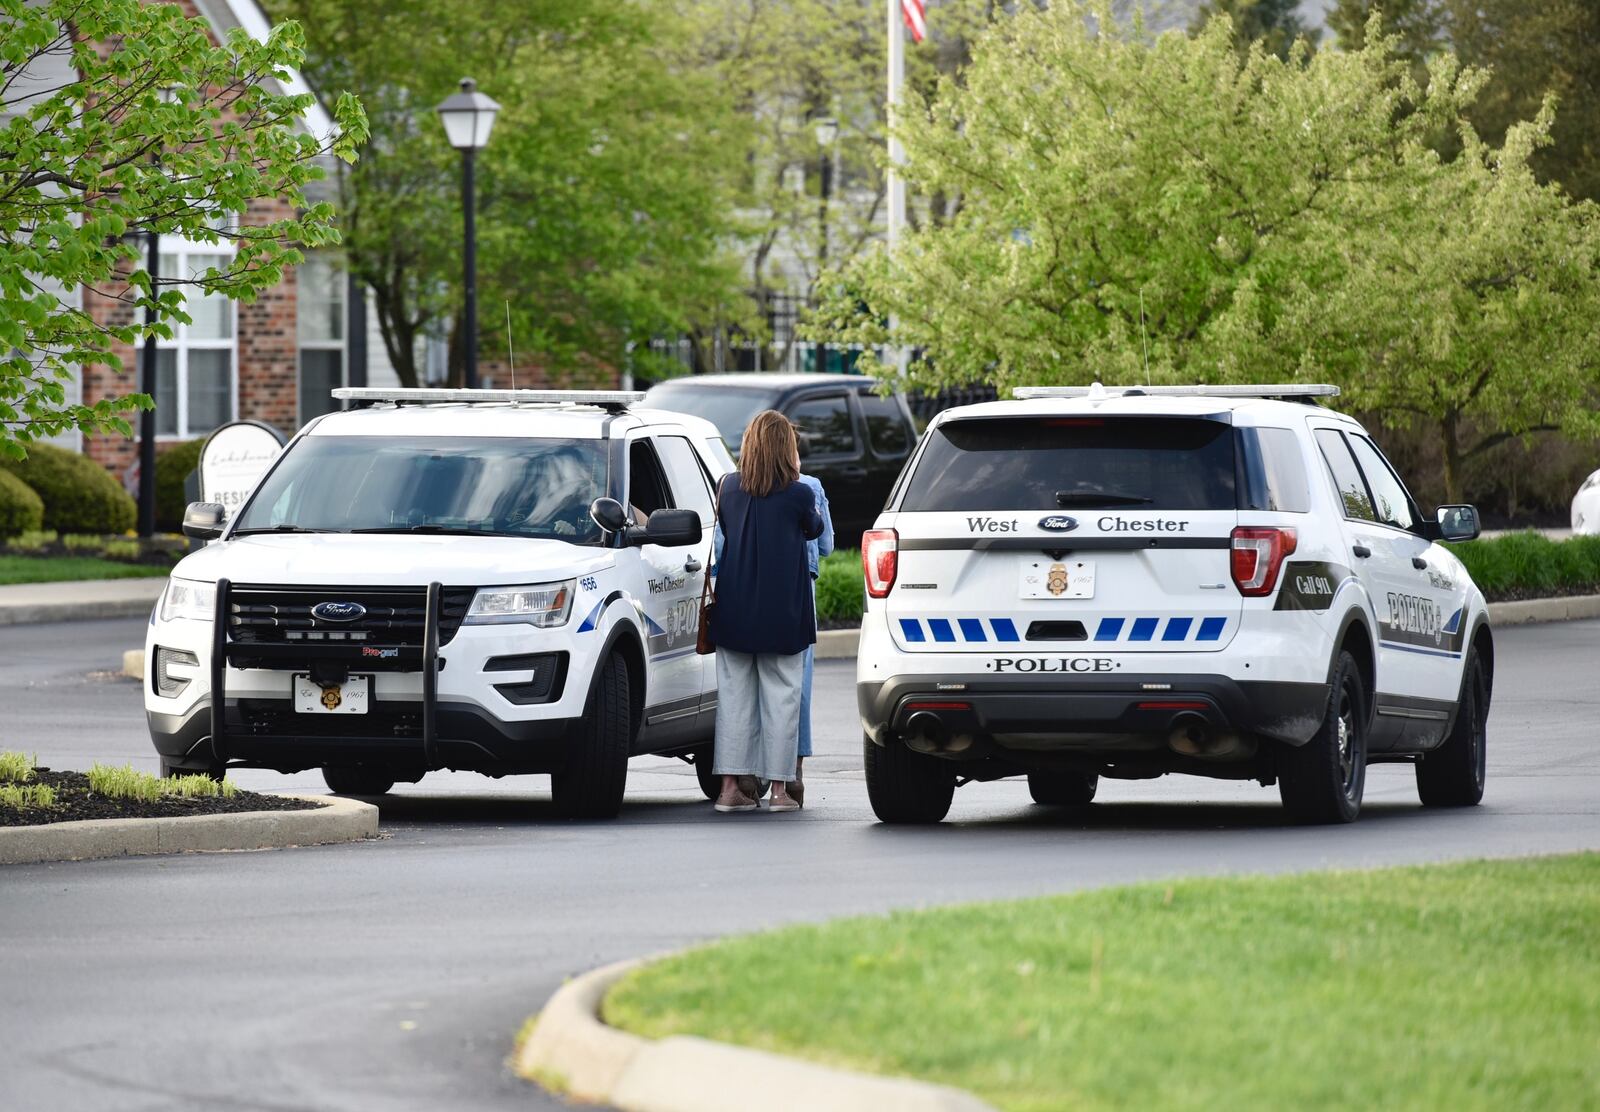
714,787,758,813
768,783,800,813
787,758,804,808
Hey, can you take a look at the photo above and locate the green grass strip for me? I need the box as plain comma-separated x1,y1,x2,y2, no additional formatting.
0,782,55,809
0,554,170,585
605,855,1600,1112
86,763,237,801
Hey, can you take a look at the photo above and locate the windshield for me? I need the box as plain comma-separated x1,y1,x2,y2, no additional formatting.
900,417,1236,512
231,436,608,542
641,383,776,454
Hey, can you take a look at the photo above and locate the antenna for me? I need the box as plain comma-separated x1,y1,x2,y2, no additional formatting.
505,300,516,394
1139,288,1150,387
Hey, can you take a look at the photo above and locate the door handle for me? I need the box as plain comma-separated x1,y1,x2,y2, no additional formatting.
1352,544,1372,559
685,557,703,574
1411,556,1428,570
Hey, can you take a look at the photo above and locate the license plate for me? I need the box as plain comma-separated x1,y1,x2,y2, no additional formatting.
1020,559,1096,599
294,674,370,714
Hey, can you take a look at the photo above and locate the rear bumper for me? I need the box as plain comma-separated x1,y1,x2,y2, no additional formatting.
857,672,1329,751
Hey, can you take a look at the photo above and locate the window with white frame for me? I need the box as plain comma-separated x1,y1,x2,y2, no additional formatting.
297,252,345,423
155,249,236,438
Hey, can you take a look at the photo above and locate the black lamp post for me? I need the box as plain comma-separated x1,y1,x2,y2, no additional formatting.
435,77,500,389
812,116,838,375
136,225,159,537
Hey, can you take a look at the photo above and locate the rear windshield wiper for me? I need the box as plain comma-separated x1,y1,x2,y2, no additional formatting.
230,525,340,535
349,525,507,536
1054,491,1154,507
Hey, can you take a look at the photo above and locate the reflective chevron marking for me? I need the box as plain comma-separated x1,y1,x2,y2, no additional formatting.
896,616,1229,644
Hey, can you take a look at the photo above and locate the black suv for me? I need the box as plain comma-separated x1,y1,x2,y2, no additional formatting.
641,373,919,544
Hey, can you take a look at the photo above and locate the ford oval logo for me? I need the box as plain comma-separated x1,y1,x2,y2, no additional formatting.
311,601,367,622
1037,515,1079,532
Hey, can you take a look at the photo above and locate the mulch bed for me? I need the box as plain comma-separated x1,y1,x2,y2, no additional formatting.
0,768,321,828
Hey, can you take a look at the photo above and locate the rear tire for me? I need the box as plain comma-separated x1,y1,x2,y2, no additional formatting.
322,767,395,796
864,735,955,824
161,759,222,782
1279,649,1367,824
551,652,632,819
1027,771,1098,806
1416,647,1488,807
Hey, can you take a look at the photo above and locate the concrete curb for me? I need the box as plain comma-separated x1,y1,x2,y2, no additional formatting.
515,957,994,1112
1487,594,1600,626
0,793,378,866
815,627,860,660
0,577,165,626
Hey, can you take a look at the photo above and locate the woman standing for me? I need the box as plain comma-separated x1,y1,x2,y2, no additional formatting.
710,411,824,813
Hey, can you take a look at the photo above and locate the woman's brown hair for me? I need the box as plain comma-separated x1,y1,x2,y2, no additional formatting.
738,410,800,497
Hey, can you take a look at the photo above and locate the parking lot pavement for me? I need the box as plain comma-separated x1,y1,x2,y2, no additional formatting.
3,617,1598,1112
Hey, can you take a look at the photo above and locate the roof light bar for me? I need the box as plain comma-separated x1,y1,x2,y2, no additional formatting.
332,387,644,410
1011,382,1340,400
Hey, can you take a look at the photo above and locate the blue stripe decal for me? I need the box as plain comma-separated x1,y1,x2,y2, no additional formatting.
900,619,925,643
1443,607,1463,634
958,618,987,642
576,601,604,633
928,619,956,643
991,618,1020,642
654,646,699,662
1382,641,1462,659
1095,618,1125,642
1197,617,1227,641
1129,617,1158,642
1163,617,1193,642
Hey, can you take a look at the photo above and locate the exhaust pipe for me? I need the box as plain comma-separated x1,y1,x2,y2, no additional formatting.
905,711,948,749
1167,712,1251,760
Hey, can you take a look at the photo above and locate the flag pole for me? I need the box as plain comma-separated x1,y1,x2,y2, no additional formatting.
886,0,906,377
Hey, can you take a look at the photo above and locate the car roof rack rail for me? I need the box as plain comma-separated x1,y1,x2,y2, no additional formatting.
331,387,645,413
1012,382,1340,402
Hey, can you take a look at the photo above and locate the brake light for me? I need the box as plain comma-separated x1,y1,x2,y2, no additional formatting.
863,528,898,599
1230,526,1297,597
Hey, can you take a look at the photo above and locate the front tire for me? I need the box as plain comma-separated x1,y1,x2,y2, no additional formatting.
1416,647,1488,807
694,747,719,800
864,735,955,824
1279,649,1368,824
551,652,633,819
322,767,395,796
1028,771,1098,806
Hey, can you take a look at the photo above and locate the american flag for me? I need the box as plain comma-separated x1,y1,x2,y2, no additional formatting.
901,0,926,43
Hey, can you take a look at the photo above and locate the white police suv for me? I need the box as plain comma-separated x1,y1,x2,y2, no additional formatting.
856,384,1492,824
147,389,733,818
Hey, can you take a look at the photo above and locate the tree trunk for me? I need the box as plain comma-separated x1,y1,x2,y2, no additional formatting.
1440,409,1463,504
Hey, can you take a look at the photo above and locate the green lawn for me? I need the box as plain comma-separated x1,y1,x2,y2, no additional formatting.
0,554,170,585
604,855,1600,1112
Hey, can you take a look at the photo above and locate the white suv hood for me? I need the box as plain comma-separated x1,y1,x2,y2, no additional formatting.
170,533,610,588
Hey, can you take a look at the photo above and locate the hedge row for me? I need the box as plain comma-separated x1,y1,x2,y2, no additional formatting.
812,534,1600,624
0,439,205,539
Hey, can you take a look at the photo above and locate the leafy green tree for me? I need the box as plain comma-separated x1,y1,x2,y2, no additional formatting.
1190,0,1318,60
815,1,1600,502
0,0,365,458
268,0,751,386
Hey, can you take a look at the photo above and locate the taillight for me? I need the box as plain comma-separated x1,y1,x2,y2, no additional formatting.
862,528,898,599
1231,526,1297,597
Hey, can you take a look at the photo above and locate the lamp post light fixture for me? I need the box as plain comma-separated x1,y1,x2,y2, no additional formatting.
435,77,500,389
811,116,838,375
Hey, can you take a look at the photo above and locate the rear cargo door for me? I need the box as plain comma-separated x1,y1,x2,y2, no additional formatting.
886,414,1242,654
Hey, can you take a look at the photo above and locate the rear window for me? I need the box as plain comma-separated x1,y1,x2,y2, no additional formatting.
900,417,1236,512
1236,427,1309,513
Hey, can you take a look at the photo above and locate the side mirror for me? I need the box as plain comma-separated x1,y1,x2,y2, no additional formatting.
640,508,703,548
1435,504,1481,543
588,497,629,535
181,502,226,541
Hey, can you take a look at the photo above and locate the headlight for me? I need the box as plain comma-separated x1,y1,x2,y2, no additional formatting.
159,578,217,622
464,580,574,627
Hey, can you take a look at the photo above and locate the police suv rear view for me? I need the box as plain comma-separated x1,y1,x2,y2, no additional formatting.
856,384,1492,824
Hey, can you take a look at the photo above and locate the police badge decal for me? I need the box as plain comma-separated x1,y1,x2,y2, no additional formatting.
1046,563,1069,596
320,686,342,711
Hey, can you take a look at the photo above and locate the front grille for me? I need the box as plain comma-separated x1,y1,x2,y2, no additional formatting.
226,585,476,647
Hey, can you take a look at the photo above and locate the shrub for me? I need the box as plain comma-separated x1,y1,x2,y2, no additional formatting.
4,529,57,553
815,548,864,624
0,783,56,810
0,469,44,538
155,438,204,532
86,762,236,801
62,533,105,553
0,442,135,534
102,539,142,561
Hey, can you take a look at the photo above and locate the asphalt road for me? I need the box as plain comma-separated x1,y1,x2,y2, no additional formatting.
2,617,1597,1112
